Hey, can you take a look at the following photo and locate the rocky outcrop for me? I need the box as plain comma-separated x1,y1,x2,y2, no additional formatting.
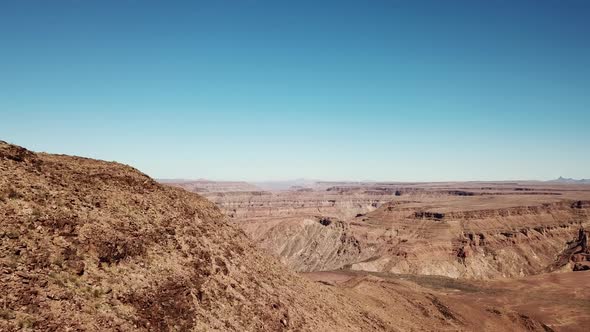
550,228,590,271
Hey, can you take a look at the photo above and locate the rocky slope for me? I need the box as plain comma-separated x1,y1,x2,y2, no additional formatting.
1,141,552,331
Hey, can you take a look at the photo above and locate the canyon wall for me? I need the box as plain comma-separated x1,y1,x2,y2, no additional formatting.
193,182,590,279
351,199,590,279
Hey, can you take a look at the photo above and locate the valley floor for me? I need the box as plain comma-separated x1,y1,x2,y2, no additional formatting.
303,270,590,332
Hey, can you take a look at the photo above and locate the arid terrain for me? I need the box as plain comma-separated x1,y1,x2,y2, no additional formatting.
3,0,588,330
0,142,590,331
165,179,590,331
1,141,561,331
304,270,590,332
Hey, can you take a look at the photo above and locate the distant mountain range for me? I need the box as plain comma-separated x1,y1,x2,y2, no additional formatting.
550,176,590,184
157,179,261,192
252,179,320,191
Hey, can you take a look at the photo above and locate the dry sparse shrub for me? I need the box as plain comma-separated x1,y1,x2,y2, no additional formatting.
96,237,145,265
126,278,196,332
0,187,23,200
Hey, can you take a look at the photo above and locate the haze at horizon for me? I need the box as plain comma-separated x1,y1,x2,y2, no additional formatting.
1,1,589,181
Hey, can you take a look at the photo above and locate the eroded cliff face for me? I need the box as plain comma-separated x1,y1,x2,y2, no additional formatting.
205,191,389,220
354,199,590,279
247,217,366,272
550,227,590,271
200,190,394,273
199,182,590,280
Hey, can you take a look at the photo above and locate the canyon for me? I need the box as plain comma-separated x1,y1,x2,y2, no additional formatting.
1,141,587,331
1,142,557,331
168,180,590,279
164,179,590,331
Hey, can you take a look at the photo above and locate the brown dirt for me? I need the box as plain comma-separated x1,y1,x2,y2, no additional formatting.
305,270,590,332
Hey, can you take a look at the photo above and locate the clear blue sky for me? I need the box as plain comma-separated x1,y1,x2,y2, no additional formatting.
1,1,589,181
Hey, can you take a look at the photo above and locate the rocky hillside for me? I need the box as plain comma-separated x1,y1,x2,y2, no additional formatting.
0,141,378,331
1,141,554,331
